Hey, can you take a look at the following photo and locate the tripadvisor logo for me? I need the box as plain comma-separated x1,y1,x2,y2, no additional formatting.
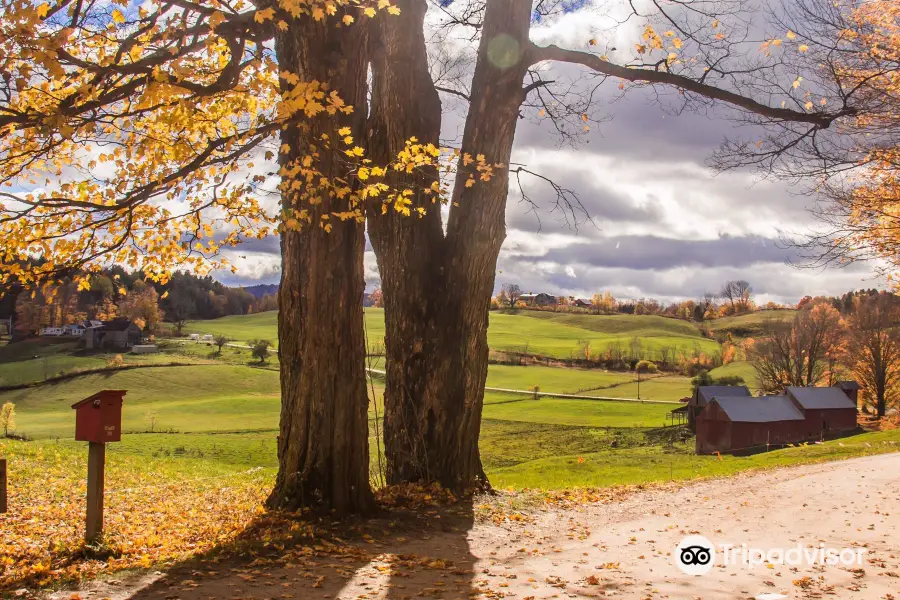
675,535,716,576
674,535,867,576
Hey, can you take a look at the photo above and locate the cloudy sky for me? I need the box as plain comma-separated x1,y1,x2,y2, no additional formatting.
213,0,888,306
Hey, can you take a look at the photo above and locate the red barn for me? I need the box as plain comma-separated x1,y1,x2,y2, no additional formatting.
786,386,859,440
833,381,861,407
696,395,806,454
688,385,752,431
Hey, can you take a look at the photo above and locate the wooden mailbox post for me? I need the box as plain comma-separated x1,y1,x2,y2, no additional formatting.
72,390,126,543
0,457,6,514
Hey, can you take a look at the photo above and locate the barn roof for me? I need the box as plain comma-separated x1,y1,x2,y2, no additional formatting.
711,395,805,423
834,380,861,391
696,385,751,405
101,319,139,332
786,387,857,410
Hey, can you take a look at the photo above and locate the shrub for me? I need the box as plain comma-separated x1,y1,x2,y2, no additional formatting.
249,339,272,363
214,335,230,353
1,402,15,437
635,360,658,374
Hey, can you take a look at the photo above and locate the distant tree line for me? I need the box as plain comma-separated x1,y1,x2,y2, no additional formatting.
0,267,277,337
747,290,900,417
491,279,778,321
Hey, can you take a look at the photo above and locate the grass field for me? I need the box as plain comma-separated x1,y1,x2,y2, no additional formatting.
485,364,634,393
0,339,210,387
709,360,757,387
483,397,673,428
187,309,720,359
4,365,283,439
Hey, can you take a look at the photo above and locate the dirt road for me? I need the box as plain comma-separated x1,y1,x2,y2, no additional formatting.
65,453,900,600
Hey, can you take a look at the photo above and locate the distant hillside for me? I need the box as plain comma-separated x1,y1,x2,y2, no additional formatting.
709,309,797,339
240,283,278,298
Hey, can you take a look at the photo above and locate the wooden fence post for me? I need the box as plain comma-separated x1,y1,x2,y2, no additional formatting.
85,442,106,543
0,458,6,513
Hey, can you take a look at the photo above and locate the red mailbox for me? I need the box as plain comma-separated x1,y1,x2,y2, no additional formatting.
72,390,126,443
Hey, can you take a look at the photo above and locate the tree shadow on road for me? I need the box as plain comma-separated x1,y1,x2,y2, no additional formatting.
122,499,478,600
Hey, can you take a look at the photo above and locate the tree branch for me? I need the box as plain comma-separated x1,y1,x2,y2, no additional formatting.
528,43,857,128
434,85,470,101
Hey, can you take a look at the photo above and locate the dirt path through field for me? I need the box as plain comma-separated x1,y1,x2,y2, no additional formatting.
64,453,900,600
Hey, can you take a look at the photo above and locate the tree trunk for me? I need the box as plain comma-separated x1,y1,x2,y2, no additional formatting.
267,17,374,515
422,0,533,490
366,0,445,485
366,0,533,492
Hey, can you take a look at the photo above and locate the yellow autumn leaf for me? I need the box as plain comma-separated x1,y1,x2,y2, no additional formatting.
786,30,797,39
386,5,400,14
254,8,275,22
36,2,50,17
798,44,809,52
342,14,354,25
364,7,376,17
112,9,125,23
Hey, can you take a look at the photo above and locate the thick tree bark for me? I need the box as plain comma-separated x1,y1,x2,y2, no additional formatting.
267,17,374,515
366,0,445,485
367,0,533,491
426,0,533,489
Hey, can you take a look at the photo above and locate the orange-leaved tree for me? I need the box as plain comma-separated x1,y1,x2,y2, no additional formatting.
846,294,900,417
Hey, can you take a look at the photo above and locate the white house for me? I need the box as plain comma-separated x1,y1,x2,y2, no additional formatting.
63,324,85,336
39,327,64,336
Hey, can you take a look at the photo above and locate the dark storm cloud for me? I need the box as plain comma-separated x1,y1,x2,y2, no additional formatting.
541,234,794,271
506,163,665,232
511,61,739,165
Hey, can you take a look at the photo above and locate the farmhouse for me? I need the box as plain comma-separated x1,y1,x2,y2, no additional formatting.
83,319,142,350
63,323,85,336
696,385,860,454
571,298,591,308
39,327,64,336
519,293,557,307
695,395,806,454
688,385,752,430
